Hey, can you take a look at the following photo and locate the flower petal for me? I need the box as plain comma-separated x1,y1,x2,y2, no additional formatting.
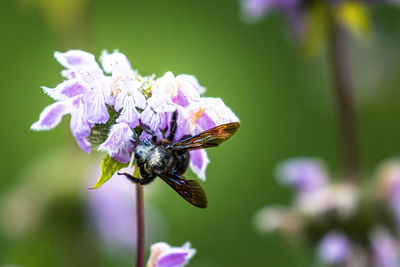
54,50,98,70
116,97,140,128
153,71,178,97
75,136,91,154
317,231,351,265
132,86,147,110
198,97,239,128
276,158,328,193
140,106,161,132
371,228,400,267
31,102,70,131
83,91,110,124
100,50,132,74
189,149,209,181
43,80,87,101
70,98,92,138
98,122,134,164
147,242,196,267
176,74,206,95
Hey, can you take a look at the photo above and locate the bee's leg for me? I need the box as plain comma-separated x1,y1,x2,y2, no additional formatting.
139,121,157,142
118,172,154,185
168,110,178,141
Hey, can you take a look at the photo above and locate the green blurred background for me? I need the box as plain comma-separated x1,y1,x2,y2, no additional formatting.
1,0,400,266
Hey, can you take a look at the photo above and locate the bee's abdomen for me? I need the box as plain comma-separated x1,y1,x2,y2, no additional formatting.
173,150,190,175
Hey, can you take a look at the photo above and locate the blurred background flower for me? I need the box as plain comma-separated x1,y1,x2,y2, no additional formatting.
255,158,400,267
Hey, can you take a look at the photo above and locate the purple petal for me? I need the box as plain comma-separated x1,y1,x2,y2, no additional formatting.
54,50,98,70
158,252,190,267
83,91,109,124
31,102,70,131
42,80,87,101
112,149,132,164
147,242,196,267
116,97,140,128
371,228,400,267
172,89,190,107
114,92,125,112
195,112,216,132
189,149,209,180
70,99,92,138
140,106,161,132
98,122,134,164
276,158,328,193
318,231,351,265
75,136,91,153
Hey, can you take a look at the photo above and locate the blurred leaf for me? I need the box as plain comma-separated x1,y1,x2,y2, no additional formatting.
90,155,129,189
336,2,372,39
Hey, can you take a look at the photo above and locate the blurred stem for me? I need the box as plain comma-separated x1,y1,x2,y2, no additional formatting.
135,166,145,267
328,16,360,182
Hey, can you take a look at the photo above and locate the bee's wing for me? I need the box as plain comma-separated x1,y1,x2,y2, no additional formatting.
159,173,208,208
170,122,240,151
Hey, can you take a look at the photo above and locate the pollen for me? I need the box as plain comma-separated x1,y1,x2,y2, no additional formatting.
190,108,206,132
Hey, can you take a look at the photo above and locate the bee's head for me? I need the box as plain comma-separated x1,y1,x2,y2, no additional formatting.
134,138,153,162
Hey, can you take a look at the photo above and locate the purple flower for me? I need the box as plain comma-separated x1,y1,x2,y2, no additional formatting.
146,242,196,267
276,158,328,193
317,231,351,265
371,228,400,267
31,50,112,153
32,50,239,181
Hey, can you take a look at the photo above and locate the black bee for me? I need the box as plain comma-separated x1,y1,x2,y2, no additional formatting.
119,110,240,208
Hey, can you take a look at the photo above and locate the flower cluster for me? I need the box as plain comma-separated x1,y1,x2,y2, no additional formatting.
31,50,238,180
254,158,400,266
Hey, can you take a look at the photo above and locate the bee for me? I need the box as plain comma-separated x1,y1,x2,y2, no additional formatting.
119,110,240,208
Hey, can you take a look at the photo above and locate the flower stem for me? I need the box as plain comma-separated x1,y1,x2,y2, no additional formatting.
135,183,145,267
328,18,360,182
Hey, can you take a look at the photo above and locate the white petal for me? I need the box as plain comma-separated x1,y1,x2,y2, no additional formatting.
176,74,206,95
153,71,178,97
200,97,239,125
100,50,132,74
